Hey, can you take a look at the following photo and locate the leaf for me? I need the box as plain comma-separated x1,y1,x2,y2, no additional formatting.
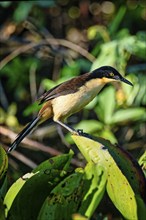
135,74,146,106
75,120,103,133
111,108,146,123
106,158,138,220
4,172,34,216
0,198,5,220
135,194,146,220
87,25,110,41
138,151,146,177
91,32,146,75
72,134,146,219
5,153,73,220
60,62,80,78
23,102,41,116
79,162,107,218
109,6,127,35
95,86,116,124
91,41,118,70
37,169,84,220
85,96,98,110
38,161,106,220
32,151,73,173
72,213,88,220
14,2,33,22
42,79,57,90
74,135,146,202
0,146,8,180
122,74,139,106
99,129,117,144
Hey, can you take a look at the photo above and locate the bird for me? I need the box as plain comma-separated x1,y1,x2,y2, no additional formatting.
7,66,133,153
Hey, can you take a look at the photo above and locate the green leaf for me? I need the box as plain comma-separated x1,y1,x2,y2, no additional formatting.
135,194,146,220
85,96,98,110
38,169,84,220
38,161,106,220
0,147,8,217
23,102,42,117
75,120,103,133
98,138,146,209
5,153,73,220
33,151,73,173
109,6,127,35
14,2,33,22
87,25,110,41
42,79,57,90
72,213,88,220
122,74,139,106
138,151,146,177
135,74,146,106
91,33,146,75
79,162,106,218
60,62,80,78
106,156,138,220
0,146,8,180
111,108,146,123
0,198,5,220
91,41,118,70
96,86,116,124
72,134,146,219
4,172,34,216
99,129,117,144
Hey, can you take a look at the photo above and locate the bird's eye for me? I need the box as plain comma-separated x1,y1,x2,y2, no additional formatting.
109,72,114,77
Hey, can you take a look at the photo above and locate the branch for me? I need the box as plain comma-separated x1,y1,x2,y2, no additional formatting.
0,38,95,70
0,126,84,167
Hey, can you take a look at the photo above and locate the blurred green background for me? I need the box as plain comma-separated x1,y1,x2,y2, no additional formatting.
0,0,146,182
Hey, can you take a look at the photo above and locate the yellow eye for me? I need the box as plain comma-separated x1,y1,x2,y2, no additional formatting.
109,72,114,77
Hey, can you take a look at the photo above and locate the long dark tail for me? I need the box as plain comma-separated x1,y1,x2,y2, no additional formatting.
7,116,41,153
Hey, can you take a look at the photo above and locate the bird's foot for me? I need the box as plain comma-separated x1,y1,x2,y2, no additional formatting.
71,129,80,135
77,129,84,135
71,129,84,136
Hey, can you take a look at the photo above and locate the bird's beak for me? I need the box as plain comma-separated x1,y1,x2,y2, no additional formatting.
120,77,133,86
113,75,133,86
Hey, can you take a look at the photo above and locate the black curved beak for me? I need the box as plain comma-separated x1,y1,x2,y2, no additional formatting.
113,75,133,86
120,77,133,86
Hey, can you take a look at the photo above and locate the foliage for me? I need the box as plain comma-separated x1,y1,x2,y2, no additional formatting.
0,1,146,219
1,135,146,220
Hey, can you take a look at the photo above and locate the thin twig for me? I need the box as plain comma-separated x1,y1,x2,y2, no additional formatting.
0,38,95,70
46,38,95,62
0,126,84,167
0,42,38,70
10,150,37,169
0,126,62,155
2,143,37,168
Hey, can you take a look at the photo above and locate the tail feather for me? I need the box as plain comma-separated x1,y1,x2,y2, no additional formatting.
7,116,40,153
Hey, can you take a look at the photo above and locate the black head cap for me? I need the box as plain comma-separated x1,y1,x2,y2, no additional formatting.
91,66,133,86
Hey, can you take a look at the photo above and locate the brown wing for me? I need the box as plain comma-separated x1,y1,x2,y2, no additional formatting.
38,73,90,105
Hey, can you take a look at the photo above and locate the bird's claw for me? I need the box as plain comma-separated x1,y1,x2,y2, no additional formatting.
71,129,84,136
77,129,84,135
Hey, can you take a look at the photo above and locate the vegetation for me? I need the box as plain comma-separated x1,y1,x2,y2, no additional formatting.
0,1,146,219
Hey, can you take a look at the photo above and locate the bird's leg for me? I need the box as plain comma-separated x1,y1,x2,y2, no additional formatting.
55,120,79,135
56,125,71,148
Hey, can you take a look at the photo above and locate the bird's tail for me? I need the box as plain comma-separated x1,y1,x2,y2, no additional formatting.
7,116,41,153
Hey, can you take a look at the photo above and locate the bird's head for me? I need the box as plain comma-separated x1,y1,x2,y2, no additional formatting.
91,66,133,86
